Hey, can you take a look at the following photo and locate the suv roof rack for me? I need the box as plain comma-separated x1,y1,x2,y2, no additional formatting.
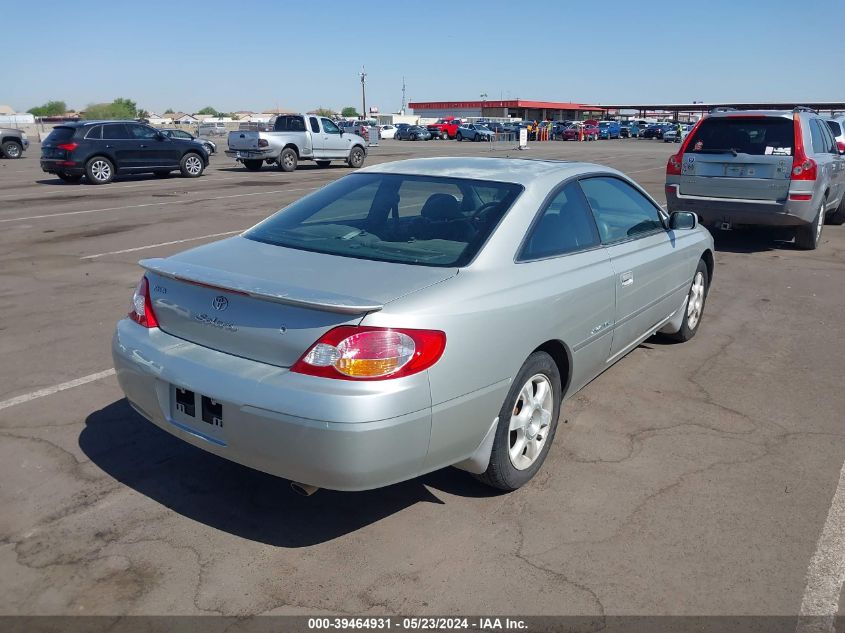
793,106,818,114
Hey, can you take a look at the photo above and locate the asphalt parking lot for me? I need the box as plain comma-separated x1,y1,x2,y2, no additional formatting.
1,138,843,623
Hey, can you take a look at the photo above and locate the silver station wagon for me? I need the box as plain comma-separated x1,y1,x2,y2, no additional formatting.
112,158,714,493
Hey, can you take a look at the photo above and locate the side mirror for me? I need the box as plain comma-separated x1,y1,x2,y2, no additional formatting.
669,211,697,230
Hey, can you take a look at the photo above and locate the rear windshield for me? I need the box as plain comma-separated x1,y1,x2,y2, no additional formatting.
827,120,842,137
245,173,523,267
273,116,306,132
686,117,793,156
44,127,75,144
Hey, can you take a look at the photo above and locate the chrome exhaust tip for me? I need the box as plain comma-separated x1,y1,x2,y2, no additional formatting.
290,482,320,497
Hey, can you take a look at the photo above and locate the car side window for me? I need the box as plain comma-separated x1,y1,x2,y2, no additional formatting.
309,117,320,133
127,124,158,140
520,181,600,260
102,123,130,140
322,118,341,134
809,120,829,154
819,120,837,153
579,176,664,243
175,131,191,139
85,125,102,140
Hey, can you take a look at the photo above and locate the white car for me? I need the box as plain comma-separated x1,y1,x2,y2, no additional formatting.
379,124,397,139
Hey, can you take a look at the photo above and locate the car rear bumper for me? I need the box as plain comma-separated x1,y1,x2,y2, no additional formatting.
40,158,84,175
111,319,435,491
225,149,276,160
665,183,818,226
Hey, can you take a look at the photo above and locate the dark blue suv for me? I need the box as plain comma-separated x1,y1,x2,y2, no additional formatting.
40,121,209,184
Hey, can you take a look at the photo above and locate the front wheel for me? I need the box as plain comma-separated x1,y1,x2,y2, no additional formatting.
475,351,561,491
665,259,709,342
456,133,463,141
180,152,204,178
795,204,825,250
278,148,298,172
347,146,366,168
2,140,23,159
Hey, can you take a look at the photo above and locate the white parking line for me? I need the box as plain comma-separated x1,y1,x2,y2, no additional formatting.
0,187,317,224
795,457,845,633
0,369,115,411
82,230,243,259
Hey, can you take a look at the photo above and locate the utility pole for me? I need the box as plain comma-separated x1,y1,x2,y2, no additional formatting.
480,92,488,119
360,67,367,120
401,76,406,115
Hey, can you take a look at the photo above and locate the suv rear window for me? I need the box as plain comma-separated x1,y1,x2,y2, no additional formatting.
245,173,523,267
44,127,75,144
686,117,793,156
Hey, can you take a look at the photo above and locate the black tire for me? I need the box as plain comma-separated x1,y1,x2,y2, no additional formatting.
57,173,83,183
664,259,709,343
2,140,23,159
316,160,331,168
826,196,845,225
475,351,561,491
278,147,297,172
411,133,418,141
84,156,115,185
179,152,204,178
243,159,263,171
347,145,366,168
794,204,825,250
456,133,463,141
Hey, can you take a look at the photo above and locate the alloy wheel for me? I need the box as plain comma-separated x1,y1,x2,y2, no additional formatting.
687,271,705,330
508,374,554,470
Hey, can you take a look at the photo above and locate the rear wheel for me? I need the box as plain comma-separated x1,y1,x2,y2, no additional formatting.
179,152,204,178
826,196,845,225
456,132,463,141
278,148,297,172
794,204,825,250
57,173,82,183
474,351,561,491
2,140,23,159
347,146,365,168
242,159,263,171
665,259,709,342
85,156,114,184
316,160,331,167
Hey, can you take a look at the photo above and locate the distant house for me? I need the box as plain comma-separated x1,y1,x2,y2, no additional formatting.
233,110,255,119
262,107,296,116
171,112,198,124
0,104,17,116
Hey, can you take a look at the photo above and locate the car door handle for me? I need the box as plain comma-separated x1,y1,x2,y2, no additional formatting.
620,271,634,286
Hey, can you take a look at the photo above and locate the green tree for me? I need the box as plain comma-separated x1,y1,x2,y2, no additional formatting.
82,98,138,120
341,106,359,117
197,106,219,116
313,107,335,117
27,100,67,117
163,108,175,114
137,109,150,120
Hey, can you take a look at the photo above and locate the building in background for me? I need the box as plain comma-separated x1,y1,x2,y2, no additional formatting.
409,99,604,121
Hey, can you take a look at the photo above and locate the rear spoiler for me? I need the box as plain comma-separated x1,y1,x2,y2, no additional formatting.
140,258,383,315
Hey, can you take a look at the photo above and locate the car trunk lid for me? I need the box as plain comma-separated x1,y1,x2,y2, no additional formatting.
141,236,457,368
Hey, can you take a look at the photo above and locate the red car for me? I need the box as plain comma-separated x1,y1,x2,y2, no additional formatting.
426,117,462,140
561,124,599,141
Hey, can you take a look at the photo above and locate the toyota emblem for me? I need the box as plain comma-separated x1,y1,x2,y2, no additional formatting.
212,296,229,311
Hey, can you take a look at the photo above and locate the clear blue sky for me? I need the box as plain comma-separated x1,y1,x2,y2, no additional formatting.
4,0,841,115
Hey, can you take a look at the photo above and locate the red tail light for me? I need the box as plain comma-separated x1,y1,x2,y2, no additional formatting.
837,141,845,152
292,326,446,381
666,118,704,176
57,142,78,152
791,114,817,181
128,276,159,328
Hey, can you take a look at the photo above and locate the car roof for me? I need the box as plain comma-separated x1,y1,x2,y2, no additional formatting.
359,157,619,186
706,109,798,119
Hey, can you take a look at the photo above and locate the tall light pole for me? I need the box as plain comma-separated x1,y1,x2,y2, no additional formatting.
360,67,367,120
480,92,488,119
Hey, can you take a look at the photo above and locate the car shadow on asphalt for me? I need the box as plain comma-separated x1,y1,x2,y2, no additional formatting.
80,399,501,547
711,227,796,253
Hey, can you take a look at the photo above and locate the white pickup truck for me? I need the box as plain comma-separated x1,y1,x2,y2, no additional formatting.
226,114,368,172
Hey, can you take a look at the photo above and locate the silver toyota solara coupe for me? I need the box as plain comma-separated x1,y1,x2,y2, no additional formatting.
112,157,714,492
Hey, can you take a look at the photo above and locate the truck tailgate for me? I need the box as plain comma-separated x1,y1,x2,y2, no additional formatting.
228,131,261,151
